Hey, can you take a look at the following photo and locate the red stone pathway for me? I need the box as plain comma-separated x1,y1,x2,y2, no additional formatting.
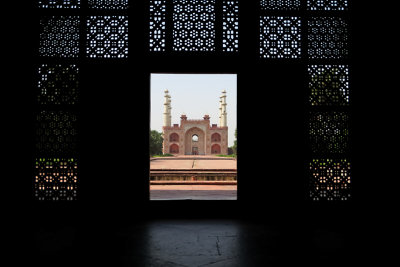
150,155,237,200
150,184,237,200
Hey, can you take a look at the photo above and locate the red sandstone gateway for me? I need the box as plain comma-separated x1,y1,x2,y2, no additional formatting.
162,90,229,156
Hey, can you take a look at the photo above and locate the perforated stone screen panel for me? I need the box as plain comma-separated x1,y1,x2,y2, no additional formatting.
260,16,301,58
38,0,80,8
37,64,79,105
87,16,129,58
308,65,349,106
34,158,78,201
260,0,300,10
35,111,78,155
149,0,239,52
222,0,239,52
309,111,349,154
307,17,349,59
307,0,348,11
150,0,166,52
39,16,80,58
173,0,216,52
88,0,128,9
309,159,351,201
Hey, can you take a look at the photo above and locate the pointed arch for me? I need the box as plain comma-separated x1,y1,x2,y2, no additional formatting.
211,133,221,142
169,133,179,142
169,144,179,154
211,144,221,154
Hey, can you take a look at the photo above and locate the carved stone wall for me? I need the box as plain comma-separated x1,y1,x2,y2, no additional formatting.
163,116,228,155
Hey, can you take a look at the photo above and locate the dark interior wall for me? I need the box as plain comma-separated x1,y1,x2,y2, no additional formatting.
21,0,371,227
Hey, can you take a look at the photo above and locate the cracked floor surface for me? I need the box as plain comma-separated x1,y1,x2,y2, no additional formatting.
32,219,358,267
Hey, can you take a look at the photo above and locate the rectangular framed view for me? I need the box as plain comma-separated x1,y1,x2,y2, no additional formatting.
149,73,237,200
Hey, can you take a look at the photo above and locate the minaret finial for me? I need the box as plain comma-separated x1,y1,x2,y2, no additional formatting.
220,90,227,127
163,89,171,127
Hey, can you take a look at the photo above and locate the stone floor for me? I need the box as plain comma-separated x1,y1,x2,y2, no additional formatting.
150,185,237,200
31,219,367,267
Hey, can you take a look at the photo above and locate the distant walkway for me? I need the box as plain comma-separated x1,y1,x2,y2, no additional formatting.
150,184,237,200
150,156,237,199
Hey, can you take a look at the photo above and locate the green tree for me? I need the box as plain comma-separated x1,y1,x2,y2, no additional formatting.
231,128,237,155
149,130,163,156
310,67,348,106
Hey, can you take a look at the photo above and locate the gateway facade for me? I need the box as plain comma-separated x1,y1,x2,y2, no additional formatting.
162,89,228,155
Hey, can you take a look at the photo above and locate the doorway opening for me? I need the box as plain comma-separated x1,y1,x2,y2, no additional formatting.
149,73,237,200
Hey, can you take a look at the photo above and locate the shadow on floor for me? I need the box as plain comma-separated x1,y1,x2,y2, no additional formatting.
30,218,367,267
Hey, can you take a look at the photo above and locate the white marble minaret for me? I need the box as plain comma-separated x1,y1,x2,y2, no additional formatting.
218,98,222,126
163,89,171,127
219,90,227,127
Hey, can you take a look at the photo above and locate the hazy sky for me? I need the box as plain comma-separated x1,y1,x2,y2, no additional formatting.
150,73,237,147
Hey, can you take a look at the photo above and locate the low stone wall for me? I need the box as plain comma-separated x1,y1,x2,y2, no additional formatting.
150,173,237,181
150,181,237,185
150,156,237,181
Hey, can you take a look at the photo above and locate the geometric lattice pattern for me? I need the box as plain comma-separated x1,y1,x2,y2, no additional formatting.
38,0,80,8
88,0,128,9
149,0,166,52
39,16,80,58
87,16,129,58
34,158,78,201
260,16,301,58
308,65,349,106
307,0,348,11
172,0,216,52
37,64,79,105
222,0,239,52
307,17,349,59
260,0,300,10
309,112,349,154
310,159,351,201
35,111,77,155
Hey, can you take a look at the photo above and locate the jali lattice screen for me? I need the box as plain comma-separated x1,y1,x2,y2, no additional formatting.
308,65,349,106
150,0,166,52
87,16,129,58
260,0,300,10
260,16,301,58
88,0,128,9
173,0,216,52
150,0,238,52
310,159,351,201
35,110,77,155
34,158,78,201
37,64,79,105
307,17,349,59
38,0,81,8
222,0,239,52
39,16,80,58
309,111,349,154
307,0,348,10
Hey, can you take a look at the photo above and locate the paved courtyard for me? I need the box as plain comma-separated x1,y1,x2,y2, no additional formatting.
150,184,237,200
150,156,237,200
